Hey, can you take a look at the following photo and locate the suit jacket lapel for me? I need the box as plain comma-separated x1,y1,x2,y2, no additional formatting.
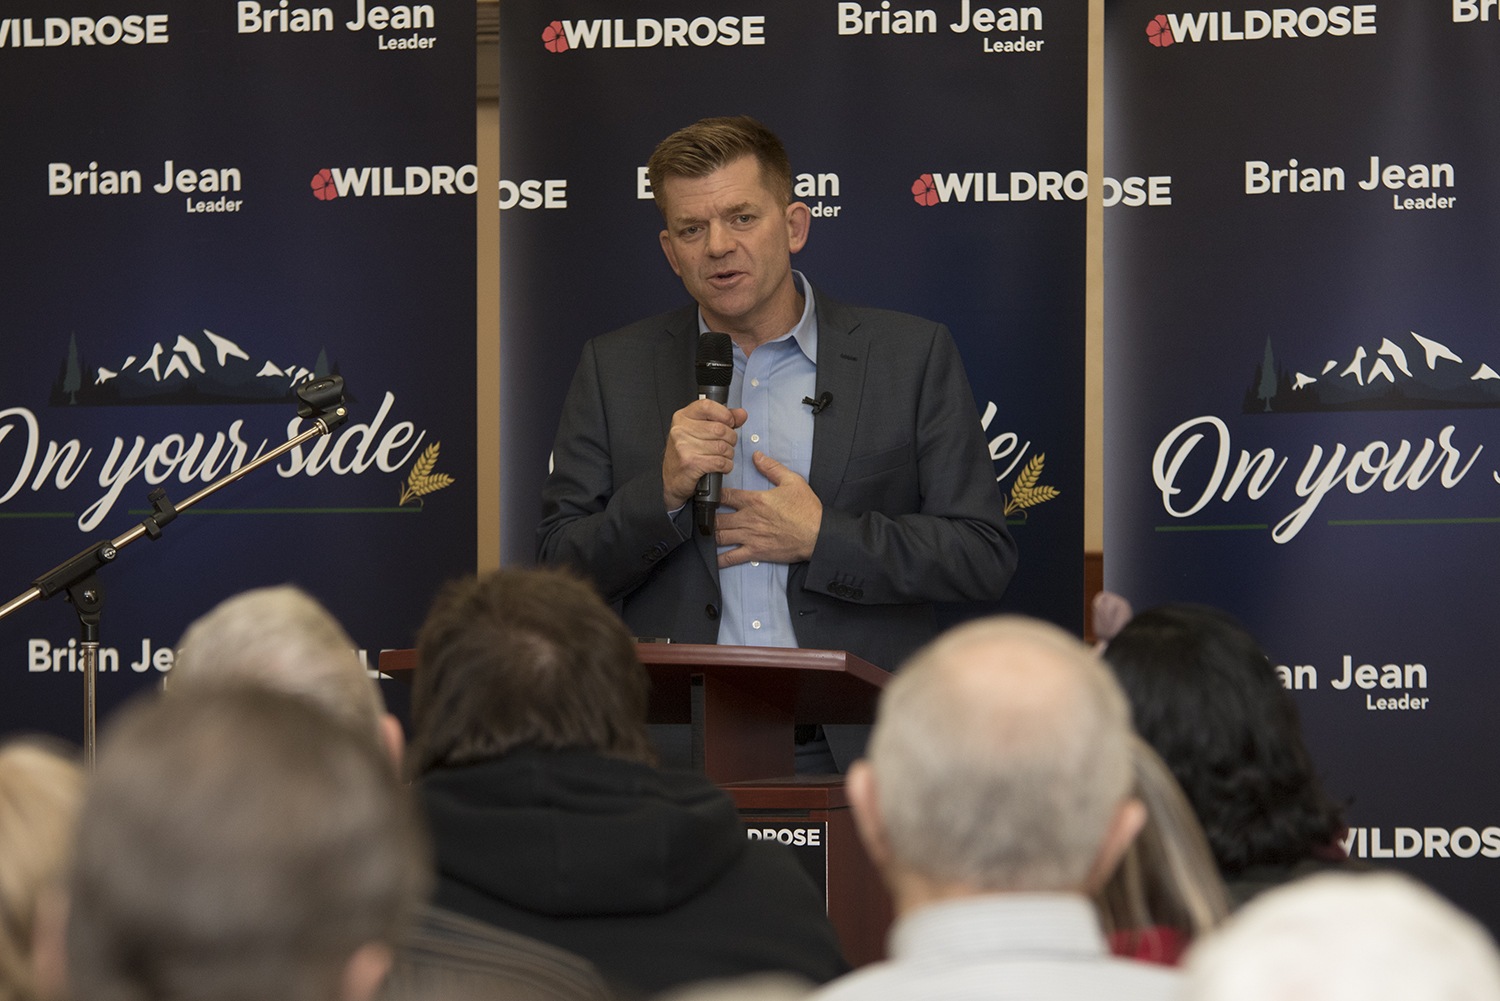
808,292,867,499
654,304,699,437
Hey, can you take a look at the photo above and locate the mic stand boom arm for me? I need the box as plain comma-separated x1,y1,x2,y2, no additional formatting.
0,377,350,768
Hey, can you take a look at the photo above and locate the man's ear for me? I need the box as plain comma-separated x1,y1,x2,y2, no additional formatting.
378,713,405,777
846,759,890,871
785,201,811,255
340,942,393,1001
1084,797,1148,894
659,230,683,275
31,886,70,1001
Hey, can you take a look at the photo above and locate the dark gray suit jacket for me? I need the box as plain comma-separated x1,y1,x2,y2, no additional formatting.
537,287,1016,674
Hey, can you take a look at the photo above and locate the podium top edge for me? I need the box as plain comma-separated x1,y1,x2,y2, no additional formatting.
633,643,890,685
379,643,893,686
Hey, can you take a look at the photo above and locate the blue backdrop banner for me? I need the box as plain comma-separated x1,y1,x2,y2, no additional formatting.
0,0,477,741
1105,2,1500,929
498,0,1088,650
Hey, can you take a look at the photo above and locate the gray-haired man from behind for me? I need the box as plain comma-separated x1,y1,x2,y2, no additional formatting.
65,685,429,1001
811,616,1179,1001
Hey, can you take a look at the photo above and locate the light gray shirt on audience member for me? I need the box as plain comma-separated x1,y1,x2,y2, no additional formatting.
809,895,1180,1001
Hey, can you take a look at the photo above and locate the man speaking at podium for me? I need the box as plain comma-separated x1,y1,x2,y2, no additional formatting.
537,116,1015,766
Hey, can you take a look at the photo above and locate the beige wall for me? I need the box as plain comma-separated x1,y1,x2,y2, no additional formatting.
479,3,1107,567
1087,0,1103,552
477,95,499,571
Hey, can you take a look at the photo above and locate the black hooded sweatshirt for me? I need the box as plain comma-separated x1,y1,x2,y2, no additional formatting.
419,748,850,997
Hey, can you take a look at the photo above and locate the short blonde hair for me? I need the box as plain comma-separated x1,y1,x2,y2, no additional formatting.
0,739,85,1001
172,585,384,744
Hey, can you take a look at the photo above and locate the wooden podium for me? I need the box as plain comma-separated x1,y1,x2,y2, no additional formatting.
633,643,888,784
378,643,895,966
635,643,893,966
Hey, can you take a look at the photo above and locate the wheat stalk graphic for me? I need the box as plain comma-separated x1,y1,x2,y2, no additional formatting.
398,442,455,508
1003,453,1059,519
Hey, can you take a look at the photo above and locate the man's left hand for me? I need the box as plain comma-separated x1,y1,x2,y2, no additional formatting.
716,451,823,567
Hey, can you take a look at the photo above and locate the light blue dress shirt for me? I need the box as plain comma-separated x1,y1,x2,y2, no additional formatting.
697,271,818,648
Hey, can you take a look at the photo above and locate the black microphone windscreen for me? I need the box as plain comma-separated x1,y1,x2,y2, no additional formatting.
695,332,734,388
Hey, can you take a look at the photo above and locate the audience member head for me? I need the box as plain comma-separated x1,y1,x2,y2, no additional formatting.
408,567,655,776
1102,603,1344,876
172,584,401,767
647,115,795,215
849,616,1143,910
0,740,84,1001
1097,735,1230,961
66,685,430,1001
378,905,614,1001
1183,872,1500,1001
654,973,814,1001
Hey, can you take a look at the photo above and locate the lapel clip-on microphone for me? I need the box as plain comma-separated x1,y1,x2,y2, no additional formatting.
802,391,833,415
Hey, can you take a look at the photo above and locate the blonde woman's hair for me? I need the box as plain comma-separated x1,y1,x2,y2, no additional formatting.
1098,734,1230,944
0,739,85,1001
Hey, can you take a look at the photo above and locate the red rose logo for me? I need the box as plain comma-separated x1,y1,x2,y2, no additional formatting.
1146,14,1174,47
310,168,337,201
542,20,568,53
911,173,938,207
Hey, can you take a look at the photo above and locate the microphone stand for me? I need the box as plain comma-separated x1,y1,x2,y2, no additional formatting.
0,376,351,769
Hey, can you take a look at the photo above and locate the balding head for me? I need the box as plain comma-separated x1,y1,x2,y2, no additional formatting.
855,616,1138,895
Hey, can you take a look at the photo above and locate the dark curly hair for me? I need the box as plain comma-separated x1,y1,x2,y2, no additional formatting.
1102,604,1344,876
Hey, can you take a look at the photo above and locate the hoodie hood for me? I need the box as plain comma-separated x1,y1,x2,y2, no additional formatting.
419,748,749,918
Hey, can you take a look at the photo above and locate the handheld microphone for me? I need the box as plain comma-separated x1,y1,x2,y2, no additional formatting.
694,332,734,536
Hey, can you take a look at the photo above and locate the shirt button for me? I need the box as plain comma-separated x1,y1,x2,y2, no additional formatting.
750,434,760,443
750,378,760,387
752,620,762,630
751,561,760,567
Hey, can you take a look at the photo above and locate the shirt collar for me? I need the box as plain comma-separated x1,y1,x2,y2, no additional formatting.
784,271,818,364
696,270,818,365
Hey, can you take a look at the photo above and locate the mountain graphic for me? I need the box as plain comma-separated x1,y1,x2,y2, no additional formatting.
1246,331,1500,413
51,329,338,406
